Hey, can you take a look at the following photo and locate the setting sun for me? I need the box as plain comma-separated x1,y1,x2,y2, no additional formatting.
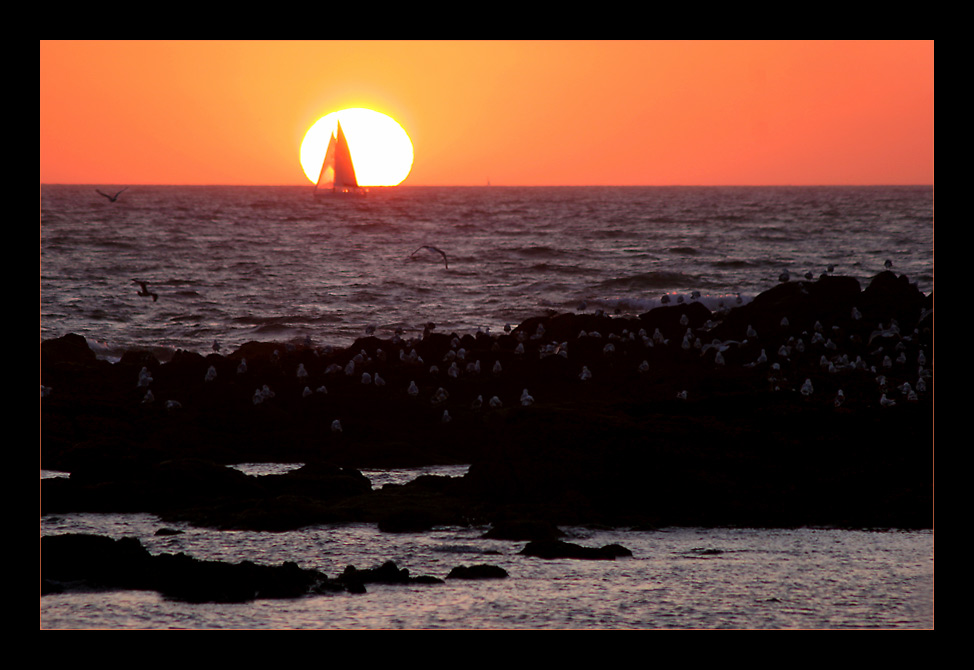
300,108,413,187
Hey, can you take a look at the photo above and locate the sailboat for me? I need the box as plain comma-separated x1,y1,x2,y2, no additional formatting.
314,120,367,197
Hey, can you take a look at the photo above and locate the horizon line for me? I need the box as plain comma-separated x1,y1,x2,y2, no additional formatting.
40,182,934,189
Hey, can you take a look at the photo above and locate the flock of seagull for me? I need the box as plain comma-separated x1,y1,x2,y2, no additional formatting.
101,182,922,429
123,269,930,444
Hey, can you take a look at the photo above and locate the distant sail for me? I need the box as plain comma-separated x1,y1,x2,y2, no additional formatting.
315,120,361,195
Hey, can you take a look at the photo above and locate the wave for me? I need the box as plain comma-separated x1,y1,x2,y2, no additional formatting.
595,271,696,292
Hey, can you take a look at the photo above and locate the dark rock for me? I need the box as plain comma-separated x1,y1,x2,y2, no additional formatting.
519,539,633,560
41,533,353,602
447,564,509,579
639,300,713,337
40,271,933,532
41,333,97,366
338,561,443,590
858,270,927,331
482,519,564,541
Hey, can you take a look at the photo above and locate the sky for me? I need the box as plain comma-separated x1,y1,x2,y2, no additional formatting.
39,40,934,187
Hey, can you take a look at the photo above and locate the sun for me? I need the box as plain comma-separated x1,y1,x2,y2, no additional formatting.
300,108,413,187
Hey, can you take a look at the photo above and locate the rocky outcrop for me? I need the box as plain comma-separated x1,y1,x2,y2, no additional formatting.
41,272,933,532
519,540,633,560
42,534,453,601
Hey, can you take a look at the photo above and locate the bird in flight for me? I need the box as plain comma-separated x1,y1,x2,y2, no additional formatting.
96,187,128,202
133,280,159,302
410,245,449,269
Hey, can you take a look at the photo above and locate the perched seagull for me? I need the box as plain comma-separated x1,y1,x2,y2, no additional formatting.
834,389,845,407
96,187,127,202
410,245,449,269
800,378,814,397
132,280,158,302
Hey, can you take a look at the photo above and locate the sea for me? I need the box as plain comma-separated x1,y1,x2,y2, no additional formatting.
40,184,934,629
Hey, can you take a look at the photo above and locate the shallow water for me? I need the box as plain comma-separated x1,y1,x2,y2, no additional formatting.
41,500,933,629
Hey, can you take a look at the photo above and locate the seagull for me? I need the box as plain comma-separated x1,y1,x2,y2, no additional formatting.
132,280,158,302
410,245,449,269
801,378,814,397
884,259,893,271
96,187,127,202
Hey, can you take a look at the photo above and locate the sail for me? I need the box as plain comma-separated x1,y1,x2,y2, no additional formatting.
314,120,359,194
333,121,359,189
314,132,337,192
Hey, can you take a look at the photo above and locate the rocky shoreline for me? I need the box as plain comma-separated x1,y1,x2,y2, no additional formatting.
41,271,933,535
41,533,515,602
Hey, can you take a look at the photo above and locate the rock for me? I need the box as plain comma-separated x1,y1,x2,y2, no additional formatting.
41,534,348,602
519,539,633,560
337,561,443,591
41,333,97,366
482,519,564,541
447,564,509,579
40,271,933,532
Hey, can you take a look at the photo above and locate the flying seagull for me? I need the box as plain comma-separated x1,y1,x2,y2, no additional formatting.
133,280,158,302
410,245,449,269
96,187,128,202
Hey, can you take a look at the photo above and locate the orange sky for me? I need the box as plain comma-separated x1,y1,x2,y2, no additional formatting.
39,40,934,186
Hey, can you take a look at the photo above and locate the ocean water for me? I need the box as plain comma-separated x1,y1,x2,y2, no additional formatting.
41,473,934,630
40,184,933,361
40,184,934,629
40,515,933,629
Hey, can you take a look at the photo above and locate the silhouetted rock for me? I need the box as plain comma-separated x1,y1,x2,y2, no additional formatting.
482,519,564,541
520,540,633,560
41,333,97,366
338,561,443,591
41,272,933,532
447,564,509,579
41,534,348,601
